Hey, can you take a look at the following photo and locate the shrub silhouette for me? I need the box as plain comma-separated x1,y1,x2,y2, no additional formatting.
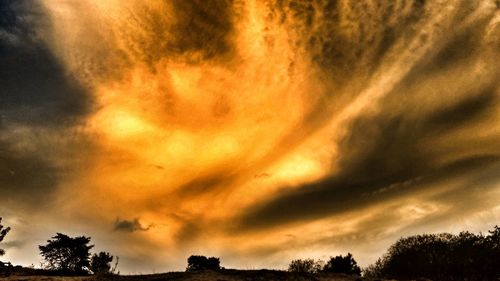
0,218,10,256
364,226,500,281
39,233,94,275
323,253,361,275
186,255,220,271
362,258,384,279
288,258,322,273
90,251,114,275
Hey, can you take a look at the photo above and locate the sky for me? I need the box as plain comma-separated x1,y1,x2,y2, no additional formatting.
0,0,499,274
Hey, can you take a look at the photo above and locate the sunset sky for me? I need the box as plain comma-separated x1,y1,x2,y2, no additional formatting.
1,0,499,274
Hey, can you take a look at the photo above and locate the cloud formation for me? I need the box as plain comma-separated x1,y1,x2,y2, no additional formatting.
1,0,499,273
0,0,93,209
114,218,152,233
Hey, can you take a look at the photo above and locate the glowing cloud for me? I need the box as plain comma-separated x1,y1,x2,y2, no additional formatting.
0,0,499,273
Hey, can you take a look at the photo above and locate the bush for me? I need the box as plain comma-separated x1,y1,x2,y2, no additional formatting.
364,226,500,281
362,258,384,279
323,253,361,275
288,258,323,274
90,252,114,275
186,255,221,271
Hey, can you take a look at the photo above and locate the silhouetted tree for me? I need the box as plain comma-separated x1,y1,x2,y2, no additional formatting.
39,233,94,275
362,258,384,279
90,251,113,275
186,255,220,271
484,226,500,279
364,226,500,281
288,258,323,274
0,218,10,257
323,253,361,275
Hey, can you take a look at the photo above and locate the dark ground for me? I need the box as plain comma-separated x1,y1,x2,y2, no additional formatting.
0,269,374,281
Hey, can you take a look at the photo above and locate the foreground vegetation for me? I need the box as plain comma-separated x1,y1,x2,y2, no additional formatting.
364,226,500,281
1,218,499,280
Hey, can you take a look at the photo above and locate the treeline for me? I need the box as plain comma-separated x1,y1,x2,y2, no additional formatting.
364,226,500,281
286,226,500,280
1,217,500,280
287,253,361,275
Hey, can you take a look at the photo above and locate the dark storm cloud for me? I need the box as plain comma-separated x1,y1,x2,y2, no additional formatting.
0,0,92,128
426,86,497,132
114,218,151,232
238,155,499,231
0,1,93,208
236,80,500,231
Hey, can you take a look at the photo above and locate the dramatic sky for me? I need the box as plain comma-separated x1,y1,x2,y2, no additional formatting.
1,0,499,274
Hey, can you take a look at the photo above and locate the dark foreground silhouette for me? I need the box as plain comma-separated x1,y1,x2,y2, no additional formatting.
364,226,500,281
0,269,363,281
0,219,499,280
